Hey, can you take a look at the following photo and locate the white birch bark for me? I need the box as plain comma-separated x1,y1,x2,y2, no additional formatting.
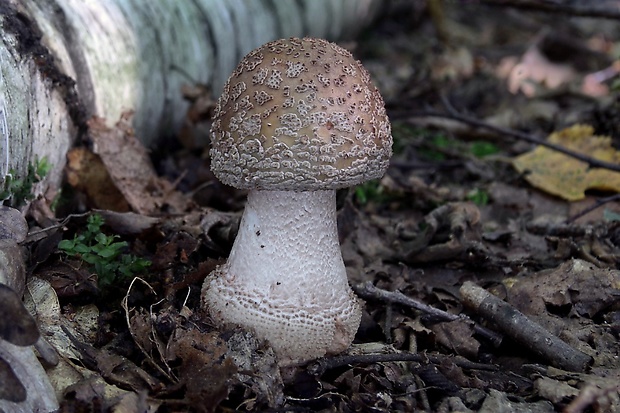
0,0,384,197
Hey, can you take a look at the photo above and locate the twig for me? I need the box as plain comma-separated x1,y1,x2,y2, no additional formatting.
479,0,620,20
384,302,394,344
307,351,498,377
565,193,620,223
440,95,620,173
396,97,620,173
353,282,503,347
460,281,593,372
23,211,92,242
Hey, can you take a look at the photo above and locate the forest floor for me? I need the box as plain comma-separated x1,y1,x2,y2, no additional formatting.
12,1,620,412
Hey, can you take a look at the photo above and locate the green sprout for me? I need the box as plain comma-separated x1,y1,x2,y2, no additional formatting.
58,214,150,289
469,141,499,158
421,133,453,161
466,188,489,206
1,157,51,207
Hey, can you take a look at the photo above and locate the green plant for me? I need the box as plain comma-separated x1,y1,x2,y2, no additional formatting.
390,122,420,155
422,133,453,161
1,157,51,207
58,214,150,288
469,141,499,158
354,180,386,205
466,188,489,206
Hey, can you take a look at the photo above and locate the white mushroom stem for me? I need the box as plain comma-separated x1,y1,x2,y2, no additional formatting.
203,189,361,365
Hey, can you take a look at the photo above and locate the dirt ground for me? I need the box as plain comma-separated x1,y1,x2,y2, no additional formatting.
8,1,620,412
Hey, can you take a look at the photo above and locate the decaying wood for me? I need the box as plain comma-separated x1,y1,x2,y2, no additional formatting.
460,281,593,372
0,0,384,196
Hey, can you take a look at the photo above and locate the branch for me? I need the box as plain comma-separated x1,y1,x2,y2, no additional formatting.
307,351,497,377
460,281,593,372
353,282,503,347
479,0,620,20
565,193,620,223
397,95,620,173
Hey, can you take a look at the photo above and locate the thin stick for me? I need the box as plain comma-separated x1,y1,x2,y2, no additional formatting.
439,95,620,173
394,97,620,173
479,0,620,20
460,281,592,372
565,193,620,223
353,282,503,347
307,351,498,377
23,211,92,241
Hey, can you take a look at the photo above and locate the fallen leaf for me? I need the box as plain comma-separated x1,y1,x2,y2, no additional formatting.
431,47,474,81
167,329,237,413
36,261,99,300
88,113,193,215
513,124,620,201
508,258,620,319
430,319,479,360
110,391,159,413
94,209,160,236
65,328,162,393
65,147,131,211
533,376,579,404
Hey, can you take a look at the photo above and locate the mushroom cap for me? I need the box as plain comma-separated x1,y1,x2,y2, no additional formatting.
210,37,392,191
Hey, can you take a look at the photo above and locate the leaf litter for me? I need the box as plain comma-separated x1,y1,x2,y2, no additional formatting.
3,1,620,412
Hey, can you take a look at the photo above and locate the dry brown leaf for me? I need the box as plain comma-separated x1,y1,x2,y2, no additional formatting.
513,124,620,201
110,391,159,413
533,376,579,404
65,147,130,211
430,319,479,360
508,258,620,319
36,261,99,300
94,210,160,236
431,47,474,81
167,329,237,413
88,113,193,215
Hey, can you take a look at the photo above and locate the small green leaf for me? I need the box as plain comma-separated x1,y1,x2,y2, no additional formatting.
98,246,120,258
58,239,76,251
81,253,99,265
57,212,150,290
467,188,489,206
470,141,499,158
94,232,109,245
73,244,91,254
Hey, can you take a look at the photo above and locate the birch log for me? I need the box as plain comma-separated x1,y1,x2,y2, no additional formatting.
0,0,384,198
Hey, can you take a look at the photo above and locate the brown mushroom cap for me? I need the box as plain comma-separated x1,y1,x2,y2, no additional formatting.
210,37,392,191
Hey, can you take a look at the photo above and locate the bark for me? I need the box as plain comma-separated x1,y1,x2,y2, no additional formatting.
0,0,384,197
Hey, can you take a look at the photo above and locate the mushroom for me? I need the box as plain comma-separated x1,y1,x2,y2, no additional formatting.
202,37,392,366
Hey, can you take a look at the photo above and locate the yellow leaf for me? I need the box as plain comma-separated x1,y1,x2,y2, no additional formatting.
512,124,620,201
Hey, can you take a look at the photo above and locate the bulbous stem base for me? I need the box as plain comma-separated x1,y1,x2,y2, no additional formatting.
202,189,361,366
